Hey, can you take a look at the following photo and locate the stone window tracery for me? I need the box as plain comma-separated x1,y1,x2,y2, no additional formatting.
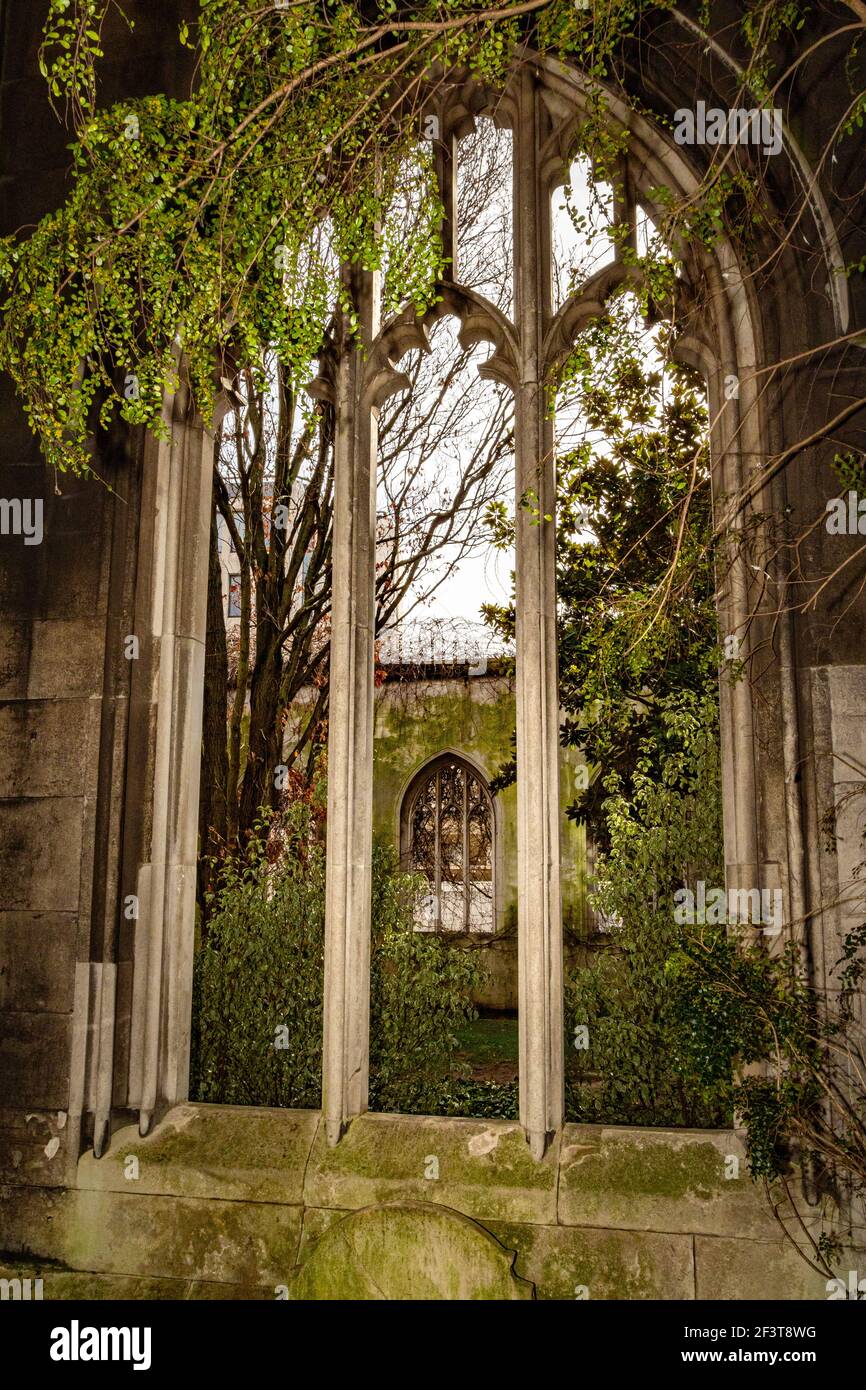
403,755,495,934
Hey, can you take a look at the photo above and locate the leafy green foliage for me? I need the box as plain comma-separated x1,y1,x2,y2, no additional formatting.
3,0,823,478
431,1079,518,1119
368,861,486,1114
38,0,119,126
831,449,866,493
564,694,731,1128
485,299,719,844
0,0,572,473
190,800,485,1113
669,925,866,1197
740,0,807,101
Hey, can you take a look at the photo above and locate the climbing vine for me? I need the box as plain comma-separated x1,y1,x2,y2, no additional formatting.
3,0,856,475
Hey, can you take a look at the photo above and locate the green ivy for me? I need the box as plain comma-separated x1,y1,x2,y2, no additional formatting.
2,0,838,475
190,800,485,1113
564,692,731,1129
669,927,865,1196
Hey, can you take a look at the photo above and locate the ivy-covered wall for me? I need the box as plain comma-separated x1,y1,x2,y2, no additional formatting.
372,667,589,1009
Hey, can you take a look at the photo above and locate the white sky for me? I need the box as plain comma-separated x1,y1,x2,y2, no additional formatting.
393,145,619,656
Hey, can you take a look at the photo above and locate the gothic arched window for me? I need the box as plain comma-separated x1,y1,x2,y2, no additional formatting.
402,755,495,934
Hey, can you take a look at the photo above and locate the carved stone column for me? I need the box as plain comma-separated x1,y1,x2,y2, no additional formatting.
513,71,564,1159
127,378,215,1137
322,263,380,1145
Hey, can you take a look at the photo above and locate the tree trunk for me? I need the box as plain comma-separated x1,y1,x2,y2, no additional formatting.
237,628,285,839
197,476,229,929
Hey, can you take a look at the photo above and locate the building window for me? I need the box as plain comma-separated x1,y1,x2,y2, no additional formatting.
227,573,242,618
402,755,494,934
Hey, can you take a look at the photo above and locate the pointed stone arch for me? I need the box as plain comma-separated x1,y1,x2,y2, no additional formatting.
316,45,857,1159
399,750,499,937
18,30,855,1168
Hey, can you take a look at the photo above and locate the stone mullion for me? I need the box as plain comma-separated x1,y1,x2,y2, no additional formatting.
513,71,564,1160
131,374,214,1136
322,264,379,1146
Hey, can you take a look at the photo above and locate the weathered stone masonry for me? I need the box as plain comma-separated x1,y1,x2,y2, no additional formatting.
2,2,866,1297
366,667,591,1010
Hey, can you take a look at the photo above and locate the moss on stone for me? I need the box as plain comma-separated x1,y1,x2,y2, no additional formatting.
486,1221,694,1300
289,1202,534,1300
372,675,589,936
564,1136,727,1200
304,1112,558,1224
77,1104,319,1204
64,1189,302,1287
3,1108,829,1298
558,1127,781,1237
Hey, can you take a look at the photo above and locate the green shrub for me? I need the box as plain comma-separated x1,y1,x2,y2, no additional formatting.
190,803,485,1114
668,927,861,1185
564,692,732,1128
431,1079,518,1120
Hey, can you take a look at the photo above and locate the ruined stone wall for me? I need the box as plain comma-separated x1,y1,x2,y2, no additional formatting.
1,1,866,1299
0,0,198,1191
1,1104,862,1300
371,669,590,1009
626,0,866,1002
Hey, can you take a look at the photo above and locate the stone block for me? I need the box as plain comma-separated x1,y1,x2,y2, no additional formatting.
42,529,106,620
0,1259,273,1301
0,1012,70,1110
487,1219,695,1300
0,1262,190,1301
0,1183,72,1262
0,1183,303,1287
0,541,43,618
694,1235,866,1301
0,914,77,1012
0,619,104,701
304,1112,558,1224
0,622,29,699
0,701,89,798
0,799,83,912
559,1125,780,1237
66,1190,302,1286
0,1106,75,1188
78,1103,320,1206
26,620,105,700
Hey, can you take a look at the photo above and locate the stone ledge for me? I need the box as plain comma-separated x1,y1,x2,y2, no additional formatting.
5,1106,844,1299
80,1106,796,1238
303,1111,559,1225
559,1125,784,1238
78,1103,319,1205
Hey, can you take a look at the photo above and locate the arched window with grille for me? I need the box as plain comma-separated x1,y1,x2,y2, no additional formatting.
401,754,495,934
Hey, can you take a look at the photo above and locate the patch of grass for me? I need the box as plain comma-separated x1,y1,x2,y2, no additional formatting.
454,1015,519,1067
